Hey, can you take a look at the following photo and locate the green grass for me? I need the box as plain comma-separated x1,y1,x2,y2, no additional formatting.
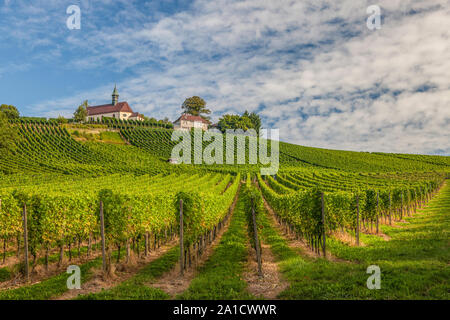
77,246,179,300
0,267,11,282
258,183,450,299
177,194,255,300
99,131,125,144
0,249,18,281
0,255,103,300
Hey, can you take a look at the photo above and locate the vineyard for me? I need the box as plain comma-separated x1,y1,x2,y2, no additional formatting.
0,121,448,300
0,123,184,176
258,170,445,254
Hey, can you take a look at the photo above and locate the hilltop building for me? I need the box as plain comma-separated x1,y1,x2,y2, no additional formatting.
173,114,209,131
86,86,144,122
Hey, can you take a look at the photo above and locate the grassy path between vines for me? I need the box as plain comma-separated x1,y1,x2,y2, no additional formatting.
0,241,176,300
76,246,180,300
260,181,449,299
0,251,106,300
177,192,255,300
57,239,178,300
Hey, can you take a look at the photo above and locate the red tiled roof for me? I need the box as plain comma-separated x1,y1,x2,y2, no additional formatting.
174,114,210,124
130,112,144,118
87,102,133,116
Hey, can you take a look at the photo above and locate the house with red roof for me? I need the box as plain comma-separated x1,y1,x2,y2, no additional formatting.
86,86,144,122
173,114,210,131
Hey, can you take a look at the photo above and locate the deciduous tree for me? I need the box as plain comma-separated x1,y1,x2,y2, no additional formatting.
73,100,88,123
217,114,254,132
246,111,261,133
0,104,20,119
217,111,261,133
181,96,211,120
57,115,68,124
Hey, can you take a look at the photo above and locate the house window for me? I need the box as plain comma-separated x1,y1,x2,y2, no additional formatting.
113,114,116,118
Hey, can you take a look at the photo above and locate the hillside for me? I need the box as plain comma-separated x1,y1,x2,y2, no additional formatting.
1,122,449,176
2,0,449,304
0,120,448,301
118,124,450,172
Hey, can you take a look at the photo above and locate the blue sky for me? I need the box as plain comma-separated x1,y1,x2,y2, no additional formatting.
0,0,449,155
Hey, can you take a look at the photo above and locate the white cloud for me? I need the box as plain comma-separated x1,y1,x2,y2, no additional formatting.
15,0,450,155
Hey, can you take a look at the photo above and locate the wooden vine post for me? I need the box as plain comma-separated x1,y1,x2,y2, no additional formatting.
414,190,417,213
321,192,326,257
22,203,29,282
389,192,392,225
0,199,4,265
251,199,263,277
376,191,379,234
401,192,404,220
179,199,184,276
145,232,149,256
356,195,360,246
99,201,107,272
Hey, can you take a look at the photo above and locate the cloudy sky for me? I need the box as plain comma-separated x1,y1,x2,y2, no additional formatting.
0,0,449,155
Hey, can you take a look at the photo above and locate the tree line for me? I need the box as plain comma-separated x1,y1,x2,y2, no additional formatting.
179,96,262,133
